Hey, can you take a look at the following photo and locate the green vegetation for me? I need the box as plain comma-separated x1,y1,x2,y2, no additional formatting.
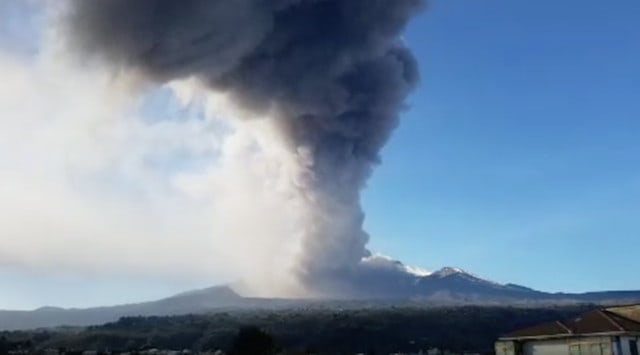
1,305,599,354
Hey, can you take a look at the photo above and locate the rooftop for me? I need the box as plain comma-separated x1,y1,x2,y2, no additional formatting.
501,308,640,340
607,305,640,323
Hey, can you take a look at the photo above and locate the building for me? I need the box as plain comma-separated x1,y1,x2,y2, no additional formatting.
495,307,640,355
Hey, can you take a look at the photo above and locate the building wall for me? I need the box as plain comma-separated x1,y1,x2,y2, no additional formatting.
522,339,567,355
495,340,516,355
617,336,640,355
570,337,615,355
496,336,640,355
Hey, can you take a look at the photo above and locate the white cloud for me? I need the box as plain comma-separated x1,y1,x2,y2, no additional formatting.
0,20,307,298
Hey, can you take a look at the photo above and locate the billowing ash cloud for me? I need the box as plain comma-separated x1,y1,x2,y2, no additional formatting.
63,0,425,297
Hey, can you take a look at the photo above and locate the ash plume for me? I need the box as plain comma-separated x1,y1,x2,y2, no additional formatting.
63,0,425,296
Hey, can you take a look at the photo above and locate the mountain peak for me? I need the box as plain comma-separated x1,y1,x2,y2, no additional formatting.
34,306,65,312
432,267,468,278
168,285,240,299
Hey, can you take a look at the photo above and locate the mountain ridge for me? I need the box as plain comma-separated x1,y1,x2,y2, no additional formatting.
2,267,640,331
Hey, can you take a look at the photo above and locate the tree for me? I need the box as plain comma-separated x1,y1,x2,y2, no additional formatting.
228,327,276,355
0,336,8,355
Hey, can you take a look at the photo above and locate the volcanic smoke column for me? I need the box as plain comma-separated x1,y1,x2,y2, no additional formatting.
64,0,425,295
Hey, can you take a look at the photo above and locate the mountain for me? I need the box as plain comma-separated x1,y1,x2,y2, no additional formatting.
407,267,640,304
0,286,246,331
2,267,640,331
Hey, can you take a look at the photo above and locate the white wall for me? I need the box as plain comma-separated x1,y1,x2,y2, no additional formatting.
498,336,639,355
523,340,567,355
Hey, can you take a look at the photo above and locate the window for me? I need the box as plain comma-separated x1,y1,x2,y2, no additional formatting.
495,341,515,355
568,340,613,355
630,340,639,355
570,344,581,355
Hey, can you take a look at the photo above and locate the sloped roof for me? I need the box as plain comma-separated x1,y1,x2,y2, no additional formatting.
604,311,640,332
503,309,640,340
506,321,571,338
607,305,640,323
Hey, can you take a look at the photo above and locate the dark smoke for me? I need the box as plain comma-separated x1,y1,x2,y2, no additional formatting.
64,0,425,297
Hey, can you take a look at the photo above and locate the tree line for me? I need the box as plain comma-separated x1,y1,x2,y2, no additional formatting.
1,305,598,355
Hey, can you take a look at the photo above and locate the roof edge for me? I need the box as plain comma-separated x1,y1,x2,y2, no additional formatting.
556,321,573,334
499,331,640,342
599,310,626,332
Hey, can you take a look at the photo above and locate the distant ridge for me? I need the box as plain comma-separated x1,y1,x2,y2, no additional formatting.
2,268,640,331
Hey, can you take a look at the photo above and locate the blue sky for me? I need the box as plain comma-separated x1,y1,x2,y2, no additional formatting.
365,0,640,292
0,0,639,309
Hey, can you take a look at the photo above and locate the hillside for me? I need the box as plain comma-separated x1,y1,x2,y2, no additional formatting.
3,268,640,331
1,305,601,354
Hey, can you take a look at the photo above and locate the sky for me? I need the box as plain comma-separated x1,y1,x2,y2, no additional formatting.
0,0,639,309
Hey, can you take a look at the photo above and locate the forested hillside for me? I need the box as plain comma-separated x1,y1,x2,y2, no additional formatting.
1,305,600,354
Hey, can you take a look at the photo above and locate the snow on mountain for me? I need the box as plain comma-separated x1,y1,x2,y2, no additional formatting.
404,264,432,277
428,267,502,286
431,267,467,278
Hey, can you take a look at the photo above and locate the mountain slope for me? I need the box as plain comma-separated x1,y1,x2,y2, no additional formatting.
2,268,640,331
0,286,244,331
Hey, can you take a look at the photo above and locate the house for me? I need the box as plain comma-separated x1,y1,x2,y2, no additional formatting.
495,306,640,355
